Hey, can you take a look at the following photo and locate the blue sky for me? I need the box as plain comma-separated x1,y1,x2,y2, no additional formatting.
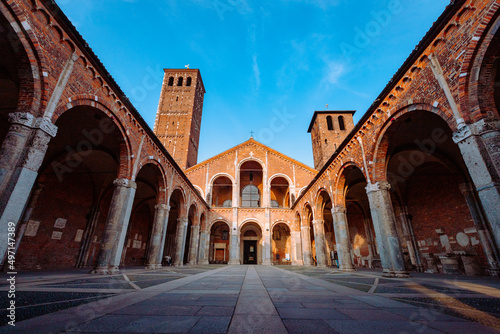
56,0,448,167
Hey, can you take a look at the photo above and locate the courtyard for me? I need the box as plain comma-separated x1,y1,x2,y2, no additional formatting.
1,265,499,333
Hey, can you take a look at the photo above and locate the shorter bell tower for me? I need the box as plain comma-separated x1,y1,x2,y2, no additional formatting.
308,110,355,170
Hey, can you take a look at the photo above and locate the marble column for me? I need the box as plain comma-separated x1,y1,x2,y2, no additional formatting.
228,221,240,265
156,206,170,265
366,181,408,277
301,226,312,266
173,217,189,266
188,225,200,265
198,228,209,265
0,113,57,267
262,221,272,265
453,120,500,250
93,178,137,274
146,204,168,269
312,219,327,267
331,206,355,271
291,231,303,265
460,183,500,276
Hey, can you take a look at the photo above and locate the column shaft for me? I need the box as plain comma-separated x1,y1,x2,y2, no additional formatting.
301,226,312,266
93,179,137,274
173,217,188,266
312,219,327,267
332,207,355,271
366,182,408,277
188,225,200,265
146,204,168,269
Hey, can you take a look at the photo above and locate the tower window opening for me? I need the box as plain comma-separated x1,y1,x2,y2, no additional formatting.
176,96,179,101
339,116,345,130
177,77,183,86
168,77,174,86
186,77,192,86
326,116,334,130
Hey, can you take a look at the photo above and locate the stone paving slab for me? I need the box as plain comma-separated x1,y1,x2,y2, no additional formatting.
2,265,500,333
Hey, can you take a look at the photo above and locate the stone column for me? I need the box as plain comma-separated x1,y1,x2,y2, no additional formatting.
301,226,312,266
156,206,170,265
366,181,408,277
229,221,240,265
146,204,168,269
398,209,423,272
363,219,375,259
291,231,303,265
262,221,272,265
0,113,57,267
198,228,209,265
173,217,189,266
459,183,500,276
93,178,137,274
188,225,200,265
312,219,327,267
331,206,355,271
453,120,500,249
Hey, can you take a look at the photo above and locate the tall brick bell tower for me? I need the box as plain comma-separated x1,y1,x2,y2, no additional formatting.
154,69,205,169
308,110,355,170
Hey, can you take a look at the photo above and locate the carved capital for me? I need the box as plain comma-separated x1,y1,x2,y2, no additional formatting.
331,206,346,214
366,181,391,194
177,217,189,225
312,219,324,226
113,178,137,189
155,203,168,211
9,112,36,127
301,225,310,231
34,117,58,137
22,130,51,172
452,124,472,144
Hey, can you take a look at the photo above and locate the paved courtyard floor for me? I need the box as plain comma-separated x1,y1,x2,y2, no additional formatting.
1,265,499,333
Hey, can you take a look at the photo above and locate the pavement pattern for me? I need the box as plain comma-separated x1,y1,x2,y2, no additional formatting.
0,265,499,333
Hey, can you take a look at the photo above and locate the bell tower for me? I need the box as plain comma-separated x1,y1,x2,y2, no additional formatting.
308,110,356,170
154,68,205,169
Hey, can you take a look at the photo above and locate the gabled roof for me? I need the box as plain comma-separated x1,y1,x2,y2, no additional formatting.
307,110,356,133
186,138,317,174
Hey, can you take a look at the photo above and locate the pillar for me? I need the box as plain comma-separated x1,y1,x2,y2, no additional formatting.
198,227,209,265
173,217,189,266
459,183,500,276
228,221,240,265
312,219,327,267
93,178,137,274
262,221,272,265
331,206,355,271
0,113,57,267
188,225,200,265
363,219,375,260
301,226,312,266
453,120,500,249
291,231,303,265
156,205,170,265
146,204,168,269
366,181,408,277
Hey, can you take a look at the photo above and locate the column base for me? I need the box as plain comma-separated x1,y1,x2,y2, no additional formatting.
228,259,240,265
340,268,356,272
188,261,197,266
262,260,272,265
91,266,120,275
394,270,410,278
145,264,161,270
200,260,209,265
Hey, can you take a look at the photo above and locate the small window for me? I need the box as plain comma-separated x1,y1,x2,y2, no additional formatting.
327,116,334,130
271,200,279,208
168,77,174,86
186,77,192,86
177,77,183,86
339,116,346,130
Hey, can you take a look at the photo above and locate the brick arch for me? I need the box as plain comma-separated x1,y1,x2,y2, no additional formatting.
459,2,500,121
135,160,168,204
169,186,187,217
271,220,292,231
302,202,314,227
53,97,133,178
333,161,364,207
240,219,264,232
0,1,45,115
314,188,333,220
192,185,204,199
209,173,235,186
238,157,265,169
208,218,231,232
188,202,199,226
371,103,450,183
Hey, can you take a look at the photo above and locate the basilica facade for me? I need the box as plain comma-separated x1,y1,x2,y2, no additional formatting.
0,0,499,278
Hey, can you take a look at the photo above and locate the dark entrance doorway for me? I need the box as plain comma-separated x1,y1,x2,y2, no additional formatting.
244,240,257,264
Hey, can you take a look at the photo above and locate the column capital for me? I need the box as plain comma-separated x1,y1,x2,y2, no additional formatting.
312,219,324,226
113,178,137,189
453,119,500,144
366,181,391,194
155,203,169,211
331,206,346,214
177,217,189,224
301,225,310,231
8,113,58,137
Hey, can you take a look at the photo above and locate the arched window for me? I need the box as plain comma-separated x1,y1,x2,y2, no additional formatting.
242,185,260,207
326,116,334,130
186,77,192,86
338,116,345,130
222,200,232,207
168,77,174,86
177,77,183,86
271,200,279,208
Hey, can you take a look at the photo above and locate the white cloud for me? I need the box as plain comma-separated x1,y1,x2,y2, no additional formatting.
252,55,261,91
322,60,345,85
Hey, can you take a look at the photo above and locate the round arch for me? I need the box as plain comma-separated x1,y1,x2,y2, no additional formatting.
209,172,236,186
237,157,265,170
